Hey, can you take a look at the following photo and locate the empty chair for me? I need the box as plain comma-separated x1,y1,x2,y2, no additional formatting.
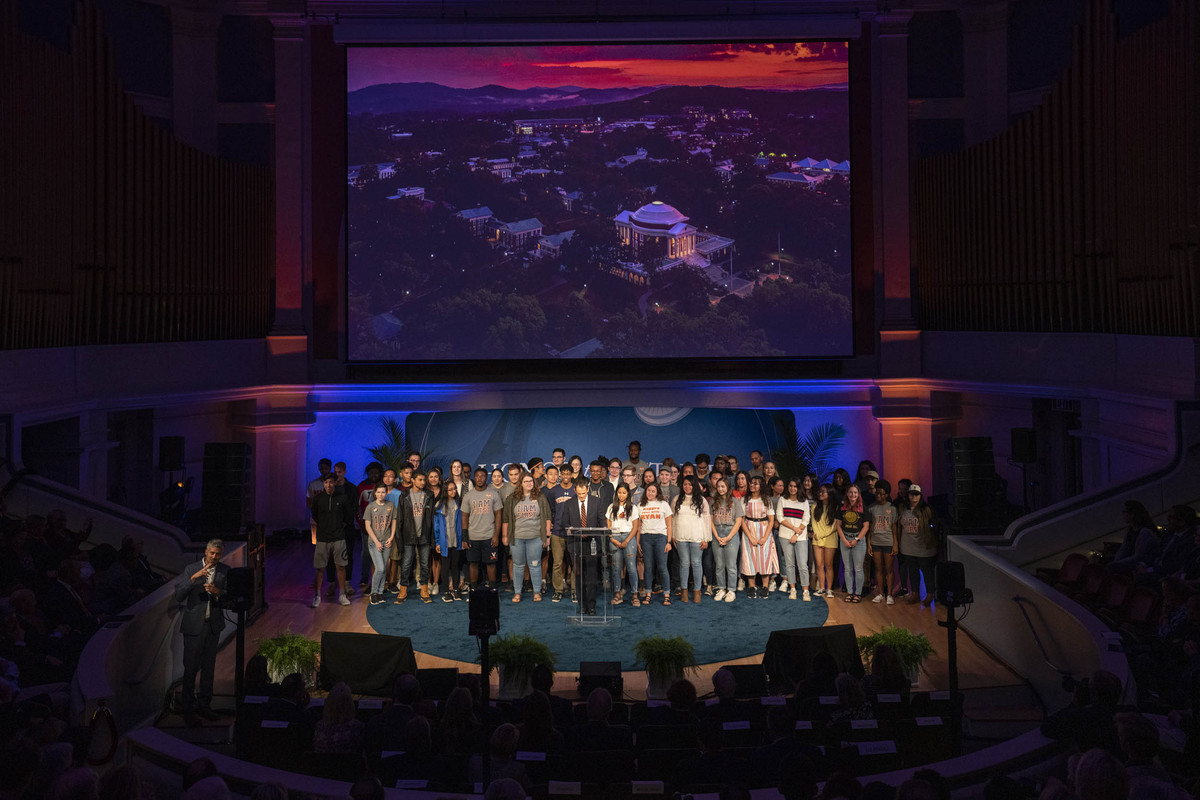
895,716,957,766
635,724,698,751
563,749,636,785
1071,563,1108,605
1038,552,1088,587
827,718,892,744
635,748,698,782
1118,586,1162,641
870,693,911,722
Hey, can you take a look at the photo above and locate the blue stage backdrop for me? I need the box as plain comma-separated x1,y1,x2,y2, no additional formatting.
406,407,793,472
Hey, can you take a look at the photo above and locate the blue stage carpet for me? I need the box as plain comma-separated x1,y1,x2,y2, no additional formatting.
365,592,830,670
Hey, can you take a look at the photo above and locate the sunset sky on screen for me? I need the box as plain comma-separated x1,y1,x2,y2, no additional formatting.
348,42,848,92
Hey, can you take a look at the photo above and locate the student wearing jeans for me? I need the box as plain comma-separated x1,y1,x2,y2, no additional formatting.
364,485,396,605
607,484,639,606
636,483,674,606
709,477,744,603
836,484,871,602
501,474,553,603
777,478,812,601
672,475,712,604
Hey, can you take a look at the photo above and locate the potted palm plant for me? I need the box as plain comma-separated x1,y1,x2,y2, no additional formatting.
481,633,557,699
256,628,322,686
857,625,937,686
634,635,697,700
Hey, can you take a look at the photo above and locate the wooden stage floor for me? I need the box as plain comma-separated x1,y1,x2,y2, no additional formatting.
212,538,1022,701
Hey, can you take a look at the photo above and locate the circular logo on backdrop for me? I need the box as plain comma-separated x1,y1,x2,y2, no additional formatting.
634,407,693,427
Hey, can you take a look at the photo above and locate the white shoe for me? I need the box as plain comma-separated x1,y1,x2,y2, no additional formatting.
803,589,811,601
431,584,438,596
886,595,895,605
872,593,885,603
788,588,797,600
714,589,727,601
737,578,745,591
777,580,788,593
724,590,735,603
311,595,321,608
338,593,351,606
826,589,835,598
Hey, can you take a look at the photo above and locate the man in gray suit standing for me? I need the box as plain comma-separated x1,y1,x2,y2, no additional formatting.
175,538,229,726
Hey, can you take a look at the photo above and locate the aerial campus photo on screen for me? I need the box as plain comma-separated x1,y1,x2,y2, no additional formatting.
346,42,852,361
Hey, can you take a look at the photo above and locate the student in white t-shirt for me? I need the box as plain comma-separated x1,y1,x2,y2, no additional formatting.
606,484,639,606
635,483,674,607
777,478,812,601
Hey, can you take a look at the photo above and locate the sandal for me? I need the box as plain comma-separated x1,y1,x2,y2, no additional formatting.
642,594,652,606
631,596,641,607
663,597,672,606
851,594,861,603
843,593,855,603
512,594,522,603
532,594,542,602
612,592,623,605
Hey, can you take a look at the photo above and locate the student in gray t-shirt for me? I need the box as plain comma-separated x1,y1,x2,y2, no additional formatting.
464,468,502,588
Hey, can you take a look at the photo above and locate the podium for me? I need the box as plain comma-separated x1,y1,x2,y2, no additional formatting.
565,527,619,626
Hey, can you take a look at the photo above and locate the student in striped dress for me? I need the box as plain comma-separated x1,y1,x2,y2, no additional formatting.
739,476,778,599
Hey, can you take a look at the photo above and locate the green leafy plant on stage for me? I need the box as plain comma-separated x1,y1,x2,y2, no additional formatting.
256,628,322,685
481,632,557,676
633,634,697,685
856,625,937,678
771,421,847,483
364,415,420,472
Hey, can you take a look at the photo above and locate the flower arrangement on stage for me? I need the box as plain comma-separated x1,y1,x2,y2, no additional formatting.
256,627,322,686
856,625,937,682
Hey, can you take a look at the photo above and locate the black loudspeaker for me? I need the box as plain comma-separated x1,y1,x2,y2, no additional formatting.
320,632,416,696
578,661,623,698
201,442,252,533
468,587,500,636
763,624,864,689
225,566,254,612
417,668,460,701
935,561,965,592
1011,427,1037,464
721,663,768,698
159,436,185,471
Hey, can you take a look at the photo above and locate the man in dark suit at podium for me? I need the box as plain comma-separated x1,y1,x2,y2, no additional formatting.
560,478,606,614
174,538,230,726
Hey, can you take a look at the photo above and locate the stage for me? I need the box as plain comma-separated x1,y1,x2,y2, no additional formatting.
211,538,1022,700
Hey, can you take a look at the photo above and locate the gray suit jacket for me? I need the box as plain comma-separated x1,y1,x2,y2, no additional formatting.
175,560,229,636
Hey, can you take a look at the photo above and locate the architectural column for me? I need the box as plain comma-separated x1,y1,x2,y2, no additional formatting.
233,391,314,531
170,6,220,154
78,410,114,502
960,0,1010,146
871,10,920,377
268,15,311,379
873,382,961,497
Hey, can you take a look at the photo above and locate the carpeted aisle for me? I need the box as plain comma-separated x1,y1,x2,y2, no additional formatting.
365,590,830,669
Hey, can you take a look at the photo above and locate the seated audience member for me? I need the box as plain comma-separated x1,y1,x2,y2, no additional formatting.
181,758,218,793
860,644,910,695
44,510,92,565
909,770,951,800
827,673,873,723
1040,670,1126,754
794,651,840,701
184,776,232,800
47,768,99,800
566,688,632,751
0,610,70,685
777,755,819,800
750,705,823,787
516,690,565,754
1136,506,1197,584
10,588,82,662
981,775,1032,800
1115,711,1170,781
647,678,700,726
99,764,149,800
350,776,385,800
530,663,572,728
704,667,744,721
87,544,134,618
261,673,314,747
377,716,448,785
673,723,748,790
313,681,364,753
1109,501,1161,575
893,780,938,800
1070,747,1127,800
0,527,40,593
248,783,289,800
468,724,530,790
43,560,98,637
120,535,165,595
484,778,527,800
364,673,419,754
816,771,861,800
435,686,484,756
243,654,278,698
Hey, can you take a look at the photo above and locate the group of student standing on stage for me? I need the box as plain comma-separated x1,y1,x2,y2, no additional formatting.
307,442,941,610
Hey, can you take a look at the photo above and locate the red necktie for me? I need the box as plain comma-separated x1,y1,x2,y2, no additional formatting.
580,500,586,523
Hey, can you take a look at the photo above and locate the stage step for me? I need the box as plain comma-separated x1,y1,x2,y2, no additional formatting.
961,683,1044,740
